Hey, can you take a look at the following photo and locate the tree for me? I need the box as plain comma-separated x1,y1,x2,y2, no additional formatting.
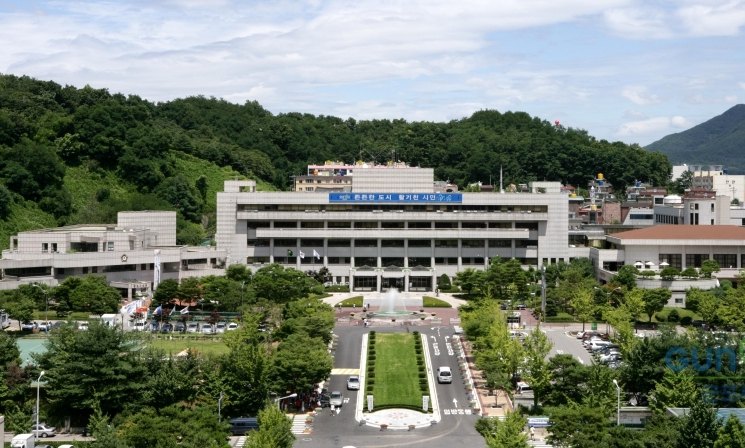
569,287,595,332
246,402,295,448
715,414,745,448
680,267,699,279
437,274,452,291
650,368,700,414
454,268,483,296
613,265,638,290
701,259,721,279
660,267,680,281
622,288,645,324
154,174,203,222
252,264,317,304
0,332,21,368
475,411,530,448
678,394,722,448
0,183,12,219
35,321,147,423
543,354,587,406
269,333,332,394
117,404,228,448
522,327,553,409
221,315,271,416
226,264,253,284
276,298,335,344
548,403,612,448
643,288,671,322
69,276,121,315
153,279,180,305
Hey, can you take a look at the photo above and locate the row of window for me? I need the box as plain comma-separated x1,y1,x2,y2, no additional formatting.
245,256,538,266
239,204,549,213
247,239,536,248
248,220,541,230
658,253,741,269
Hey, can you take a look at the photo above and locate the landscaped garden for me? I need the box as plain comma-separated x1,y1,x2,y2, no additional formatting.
366,331,430,411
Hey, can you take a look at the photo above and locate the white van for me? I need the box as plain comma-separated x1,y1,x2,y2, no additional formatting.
437,366,453,384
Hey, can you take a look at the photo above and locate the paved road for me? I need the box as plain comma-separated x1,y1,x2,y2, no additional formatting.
296,325,485,448
543,328,592,365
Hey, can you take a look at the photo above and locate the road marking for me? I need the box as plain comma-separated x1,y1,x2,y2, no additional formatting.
446,342,454,356
331,368,360,375
343,397,350,404
442,408,469,416
556,350,564,355
453,398,458,407
432,343,440,356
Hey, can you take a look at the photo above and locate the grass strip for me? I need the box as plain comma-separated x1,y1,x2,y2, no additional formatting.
372,333,422,408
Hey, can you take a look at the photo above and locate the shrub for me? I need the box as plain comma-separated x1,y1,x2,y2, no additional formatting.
681,316,693,326
667,309,680,322
655,312,666,322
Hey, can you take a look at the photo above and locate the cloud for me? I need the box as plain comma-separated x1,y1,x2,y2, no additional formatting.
616,115,690,138
677,1,745,37
622,86,660,105
603,7,674,38
739,82,745,90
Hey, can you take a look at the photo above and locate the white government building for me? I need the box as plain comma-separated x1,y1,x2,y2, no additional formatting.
216,165,571,292
4,163,745,305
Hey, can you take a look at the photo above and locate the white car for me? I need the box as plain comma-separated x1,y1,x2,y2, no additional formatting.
329,390,343,407
200,323,214,334
227,322,239,331
31,423,56,437
346,375,360,390
215,322,227,333
186,322,199,333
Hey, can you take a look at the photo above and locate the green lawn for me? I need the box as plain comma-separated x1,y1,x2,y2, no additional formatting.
422,296,452,308
337,296,364,307
371,333,423,408
147,337,229,357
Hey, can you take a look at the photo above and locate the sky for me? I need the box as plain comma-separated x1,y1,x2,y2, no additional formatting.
1,0,744,146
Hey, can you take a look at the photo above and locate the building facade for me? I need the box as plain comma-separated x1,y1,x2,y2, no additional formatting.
0,211,225,297
217,166,569,292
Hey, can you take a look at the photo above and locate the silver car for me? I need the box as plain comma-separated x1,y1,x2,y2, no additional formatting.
329,390,343,407
31,423,56,437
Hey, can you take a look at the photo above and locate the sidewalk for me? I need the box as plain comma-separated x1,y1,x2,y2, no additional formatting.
460,339,513,418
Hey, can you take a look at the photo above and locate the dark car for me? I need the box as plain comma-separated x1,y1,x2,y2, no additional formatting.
229,417,259,435
174,322,186,333
160,323,173,333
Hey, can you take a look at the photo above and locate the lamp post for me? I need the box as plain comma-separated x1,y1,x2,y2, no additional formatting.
36,371,45,434
540,265,547,326
218,391,224,423
612,379,621,426
275,392,298,409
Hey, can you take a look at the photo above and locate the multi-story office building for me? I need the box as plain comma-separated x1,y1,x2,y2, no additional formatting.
217,166,569,292
0,211,225,297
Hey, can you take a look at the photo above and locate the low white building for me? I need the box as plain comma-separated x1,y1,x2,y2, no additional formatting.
592,225,745,306
0,211,226,297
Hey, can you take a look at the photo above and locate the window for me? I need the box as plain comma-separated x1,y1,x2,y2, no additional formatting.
301,222,324,229
713,254,737,268
686,254,708,268
354,257,377,268
355,221,378,229
273,239,296,247
328,221,351,228
408,222,432,229
408,239,431,247
660,253,682,269
355,239,377,248
462,222,487,229
381,240,404,248
273,221,297,228
327,257,351,264
42,243,48,252
489,240,511,248
435,257,458,265
408,257,431,267
382,221,404,229
435,222,458,229
435,239,458,248
462,239,485,248
381,257,404,267
300,239,323,246
107,241,114,251
328,239,350,247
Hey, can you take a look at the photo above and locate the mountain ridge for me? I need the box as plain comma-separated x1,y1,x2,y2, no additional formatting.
646,104,745,173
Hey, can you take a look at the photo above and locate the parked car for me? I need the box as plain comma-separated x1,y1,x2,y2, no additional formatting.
200,323,214,334
229,417,259,435
174,322,186,333
186,322,199,333
227,322,239,331
346,375,360,390
329,390,343,407
516,303,527,310
77,321,89,331
20,321,37,331
36,445,54,448
37,321,53,332
215,322,227,334
160,323,173,333
31,423,56,438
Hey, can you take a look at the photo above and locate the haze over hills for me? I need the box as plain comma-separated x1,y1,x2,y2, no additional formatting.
646,104,745,174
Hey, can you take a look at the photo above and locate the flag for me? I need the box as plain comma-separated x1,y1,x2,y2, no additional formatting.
180,306,189,315
313,249,321,260
299,250,305,259
170,307,177,316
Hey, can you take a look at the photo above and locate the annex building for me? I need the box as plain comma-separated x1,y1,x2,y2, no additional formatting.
216,165,570,292
0,211,225,297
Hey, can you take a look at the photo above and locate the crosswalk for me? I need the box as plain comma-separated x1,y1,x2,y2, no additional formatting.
331,368,360,375
528,441,553,448
290,414,309,435
442,408,470,415
233,436,247,447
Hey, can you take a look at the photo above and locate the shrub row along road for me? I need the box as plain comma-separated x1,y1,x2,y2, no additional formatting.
296,325,485,448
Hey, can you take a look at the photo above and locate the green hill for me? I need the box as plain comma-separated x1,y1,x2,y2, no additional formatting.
646,104,745,173
0,73,673,251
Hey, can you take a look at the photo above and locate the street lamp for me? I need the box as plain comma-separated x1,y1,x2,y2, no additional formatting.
218,391,224,423
36,371,45,434
275,392,298,408
612,379,621,426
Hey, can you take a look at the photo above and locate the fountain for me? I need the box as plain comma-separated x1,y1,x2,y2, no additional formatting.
367,288,421,319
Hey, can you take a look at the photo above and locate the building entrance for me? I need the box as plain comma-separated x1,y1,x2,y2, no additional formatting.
381,277,404,291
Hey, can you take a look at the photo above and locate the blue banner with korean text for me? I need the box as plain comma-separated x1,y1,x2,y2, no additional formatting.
329,193,463,203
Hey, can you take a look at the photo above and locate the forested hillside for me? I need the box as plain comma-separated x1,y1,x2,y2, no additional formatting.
0,74,671,250
646,104,745,173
